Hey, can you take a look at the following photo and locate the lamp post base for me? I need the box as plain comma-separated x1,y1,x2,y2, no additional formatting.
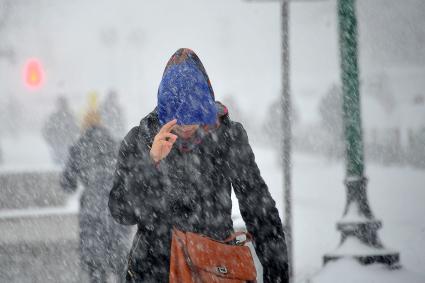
323,176,400,267
324,253,400,267
323,234,400,267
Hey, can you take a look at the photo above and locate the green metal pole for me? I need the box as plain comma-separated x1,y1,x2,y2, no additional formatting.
323,0,399,266
339,0,364,178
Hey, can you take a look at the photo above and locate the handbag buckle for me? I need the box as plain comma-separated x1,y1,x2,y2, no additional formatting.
216,266,228,274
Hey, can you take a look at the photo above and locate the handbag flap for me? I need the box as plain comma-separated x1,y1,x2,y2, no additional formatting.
185,232,257,280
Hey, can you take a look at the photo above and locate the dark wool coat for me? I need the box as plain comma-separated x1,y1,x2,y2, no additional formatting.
109,110,289,283
61,126,131,274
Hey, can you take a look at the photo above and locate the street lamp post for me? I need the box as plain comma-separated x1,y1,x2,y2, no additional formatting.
244,0,400,279
244,0,293,280
323,0,400,266
280,1,293,280
280,0,293,280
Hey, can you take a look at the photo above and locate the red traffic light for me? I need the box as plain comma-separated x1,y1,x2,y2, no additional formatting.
24,59,44,89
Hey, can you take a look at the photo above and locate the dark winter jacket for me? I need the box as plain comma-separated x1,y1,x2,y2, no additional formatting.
61,126,131,273
108,111,289,283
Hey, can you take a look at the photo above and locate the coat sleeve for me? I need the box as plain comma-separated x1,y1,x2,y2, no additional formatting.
108,126,164,227
60,145,80,193
227,122,289,283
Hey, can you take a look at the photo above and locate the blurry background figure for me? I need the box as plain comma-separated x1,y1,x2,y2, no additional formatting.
318,84,344,161
42,96,79,165
60,95,131,283
100,89,126,141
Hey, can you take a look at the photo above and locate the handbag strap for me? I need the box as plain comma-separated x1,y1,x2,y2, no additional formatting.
223,231,253,246
174,231,204,283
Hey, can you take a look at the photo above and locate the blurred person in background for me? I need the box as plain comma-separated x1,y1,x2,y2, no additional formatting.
42,96,79,165
100,89,127,141
109,48,288,283
61,97,131,283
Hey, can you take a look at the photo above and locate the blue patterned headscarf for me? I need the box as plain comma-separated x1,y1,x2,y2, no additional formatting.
157,48,217,126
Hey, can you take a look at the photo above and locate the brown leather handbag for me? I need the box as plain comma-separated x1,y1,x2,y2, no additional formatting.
169,228,257,283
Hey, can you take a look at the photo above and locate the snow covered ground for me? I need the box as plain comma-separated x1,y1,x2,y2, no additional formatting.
248,146,425,282
309,258,424,283
1,135,425,282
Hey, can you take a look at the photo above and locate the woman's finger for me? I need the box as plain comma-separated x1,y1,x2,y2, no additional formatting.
159,119,177,134
157,132,178,142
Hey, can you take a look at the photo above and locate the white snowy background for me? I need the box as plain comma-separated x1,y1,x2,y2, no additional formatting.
0,0,424,282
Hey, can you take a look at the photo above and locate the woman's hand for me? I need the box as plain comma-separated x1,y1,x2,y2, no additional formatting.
150,119,178,163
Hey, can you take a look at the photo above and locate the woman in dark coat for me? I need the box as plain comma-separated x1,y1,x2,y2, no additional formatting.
61,109,130,283
109,48,288,283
